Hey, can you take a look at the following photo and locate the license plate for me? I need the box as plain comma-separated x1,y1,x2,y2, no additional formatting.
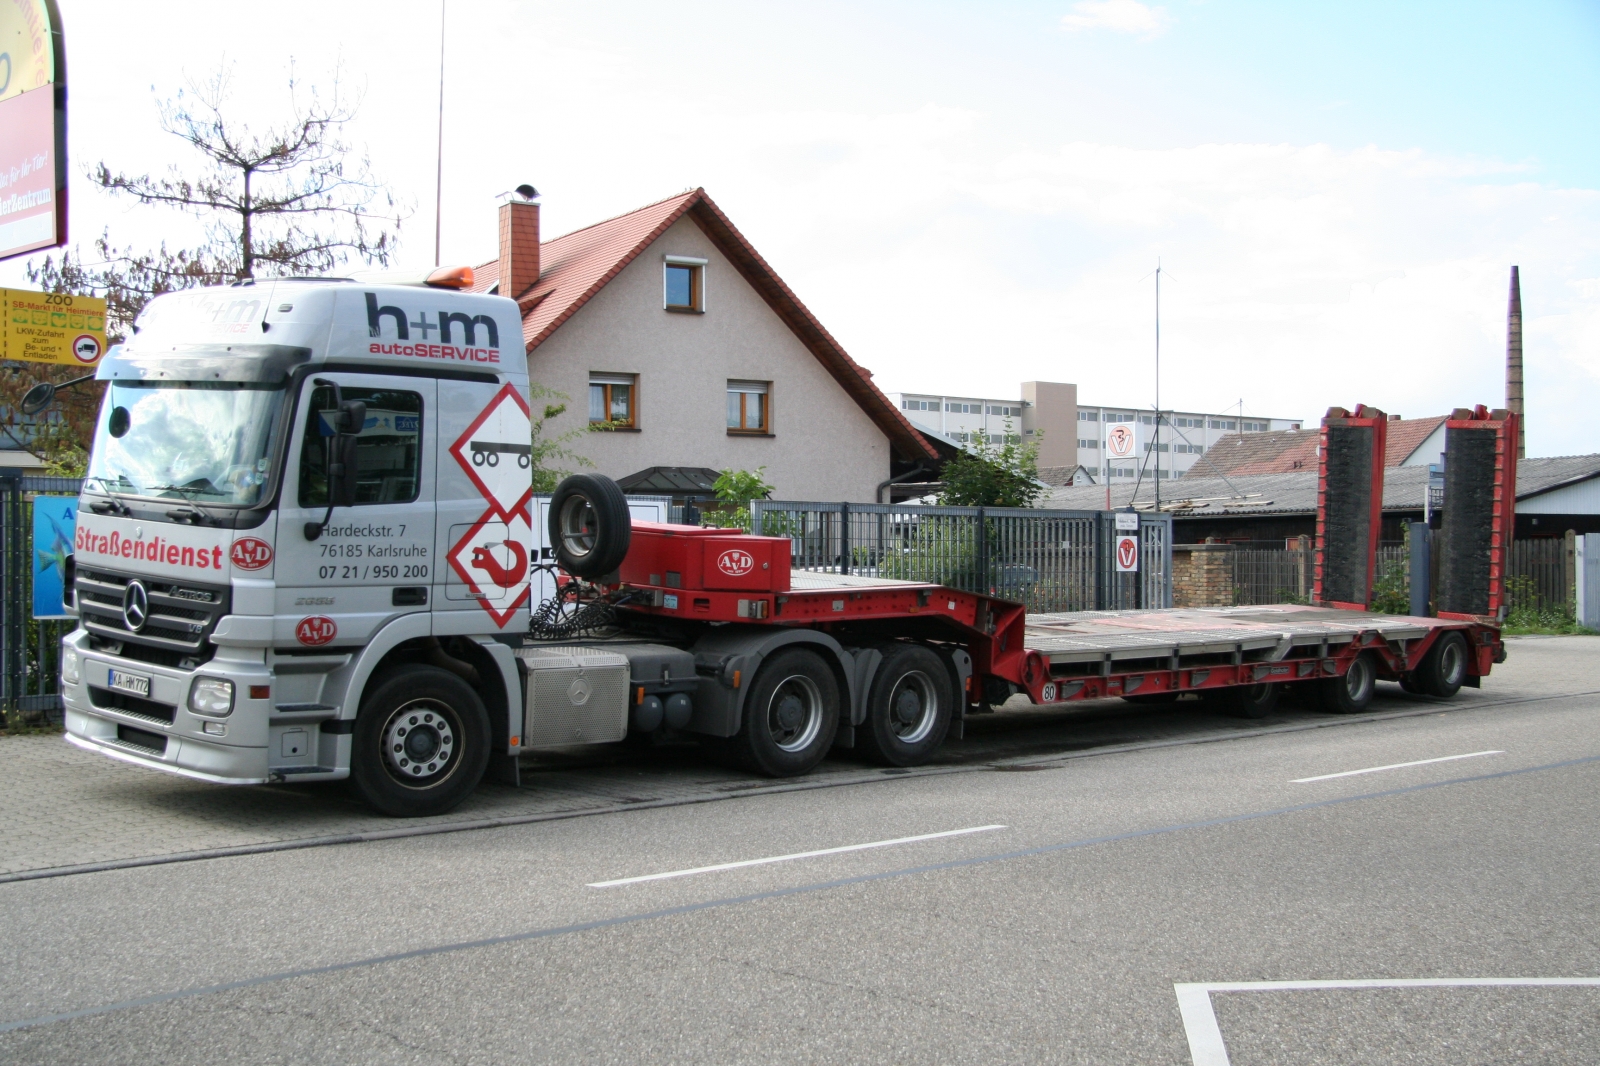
108,668,151,698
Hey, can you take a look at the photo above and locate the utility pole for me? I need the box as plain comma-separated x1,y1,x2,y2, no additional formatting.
1154,260,1161,512
1506,265,1525,458
434,0,447,267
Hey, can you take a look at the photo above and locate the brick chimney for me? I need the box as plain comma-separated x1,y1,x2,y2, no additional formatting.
1506,264,1525,459
497,191,540,301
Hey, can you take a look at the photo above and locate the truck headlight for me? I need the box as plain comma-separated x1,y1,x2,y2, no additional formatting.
61,644,80,685
188,677,235,718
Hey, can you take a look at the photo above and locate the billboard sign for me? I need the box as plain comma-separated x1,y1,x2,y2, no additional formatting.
1105,420,1138,461
0,1,66,262
1,287,106,365
32,494,75,619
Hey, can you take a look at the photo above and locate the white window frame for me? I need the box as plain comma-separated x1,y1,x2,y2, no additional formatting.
663,255,709,312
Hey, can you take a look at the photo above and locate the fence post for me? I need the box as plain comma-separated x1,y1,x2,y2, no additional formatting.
838,501,850,575
1409,522,1431,617
975,508,988,595
0,469,23,713
1565,529,1578,617
1579,533,1600,631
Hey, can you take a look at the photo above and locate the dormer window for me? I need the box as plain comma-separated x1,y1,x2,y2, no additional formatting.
664,255,707,312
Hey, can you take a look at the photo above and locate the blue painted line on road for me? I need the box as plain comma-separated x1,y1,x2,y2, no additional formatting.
4,750,1598,1036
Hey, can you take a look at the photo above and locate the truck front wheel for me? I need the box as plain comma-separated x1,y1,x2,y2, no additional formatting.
351,666,491,817
732,648,840,777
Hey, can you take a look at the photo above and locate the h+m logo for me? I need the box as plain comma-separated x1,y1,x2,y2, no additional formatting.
366,293,500,349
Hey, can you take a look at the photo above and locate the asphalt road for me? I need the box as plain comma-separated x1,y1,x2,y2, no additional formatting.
2,637,1598,1064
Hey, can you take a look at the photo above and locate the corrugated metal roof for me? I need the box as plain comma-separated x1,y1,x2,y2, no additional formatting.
1045,467,1433,516
1516,454,1600,499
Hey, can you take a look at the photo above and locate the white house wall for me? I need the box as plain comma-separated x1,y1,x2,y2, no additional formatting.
1518,477,1600,515
527,215,891,502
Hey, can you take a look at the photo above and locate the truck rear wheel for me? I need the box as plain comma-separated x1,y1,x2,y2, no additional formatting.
1316,651,1376,714
1217,681,1279,719
351,665,491,817
1413,632,1468,698
548,474,631,579
859,644,952,767
732,648,839,777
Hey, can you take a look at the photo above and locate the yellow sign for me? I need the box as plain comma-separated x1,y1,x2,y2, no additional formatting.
2,287,106,366
0,0,58,104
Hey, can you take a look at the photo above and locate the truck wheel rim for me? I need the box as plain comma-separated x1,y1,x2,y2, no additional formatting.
889,670,938,745
381,699,459,787
558,496,599,559
767,675,823,753
1440,641,1465,685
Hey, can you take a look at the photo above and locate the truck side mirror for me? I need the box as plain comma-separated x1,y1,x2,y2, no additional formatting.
327,399,366,507
304,392,367,540
330,435,361,507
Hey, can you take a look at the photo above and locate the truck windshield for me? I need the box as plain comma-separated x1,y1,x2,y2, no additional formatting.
85,381,288,507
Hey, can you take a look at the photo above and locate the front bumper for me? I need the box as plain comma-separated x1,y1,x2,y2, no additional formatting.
60,627,314,784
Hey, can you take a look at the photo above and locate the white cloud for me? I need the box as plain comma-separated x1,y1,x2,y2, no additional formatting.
1060,0,1172,38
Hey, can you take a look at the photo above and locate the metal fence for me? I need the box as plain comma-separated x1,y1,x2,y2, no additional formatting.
1,472,82,723
1231,548,1314,606
749,500,1172,612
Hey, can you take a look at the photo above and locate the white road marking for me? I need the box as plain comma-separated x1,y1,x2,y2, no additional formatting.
1291,750,1504,784
588,824,1008,888
1176,978,1600,1066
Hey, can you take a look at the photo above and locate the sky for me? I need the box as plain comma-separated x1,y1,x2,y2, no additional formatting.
5,0,1599,455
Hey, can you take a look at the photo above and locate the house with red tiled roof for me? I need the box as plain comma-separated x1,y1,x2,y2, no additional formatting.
472,189,936,502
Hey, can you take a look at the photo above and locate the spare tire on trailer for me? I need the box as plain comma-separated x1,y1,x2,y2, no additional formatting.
548,474,631,579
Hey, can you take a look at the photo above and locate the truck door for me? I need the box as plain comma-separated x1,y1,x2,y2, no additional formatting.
275,373,438,649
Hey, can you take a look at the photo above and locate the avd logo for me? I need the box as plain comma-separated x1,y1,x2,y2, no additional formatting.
296,616,338,647
717,548,755,577
230,537,274,571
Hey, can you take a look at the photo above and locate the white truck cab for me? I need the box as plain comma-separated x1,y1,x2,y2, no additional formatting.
61,271,549,813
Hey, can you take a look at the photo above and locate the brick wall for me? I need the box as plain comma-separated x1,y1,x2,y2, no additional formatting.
1173,539,1235,607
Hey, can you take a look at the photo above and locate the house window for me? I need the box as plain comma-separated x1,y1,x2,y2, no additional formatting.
663,255,707,312
590,373,637,427
1079,438,1098,449
1079,411,1098,422
727,380,769,433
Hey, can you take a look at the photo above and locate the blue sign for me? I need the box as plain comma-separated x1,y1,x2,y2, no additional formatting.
33,495,77,620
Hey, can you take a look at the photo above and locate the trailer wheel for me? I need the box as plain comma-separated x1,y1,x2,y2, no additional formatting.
548,474,631,579
732,648,839,776
1217,682,1279,719
859,644,952,766
1414,632,1468,698
1316,652,1376,714
350,665,490,817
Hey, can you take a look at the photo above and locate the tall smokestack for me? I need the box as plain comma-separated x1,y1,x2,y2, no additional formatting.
1506,265,1525,459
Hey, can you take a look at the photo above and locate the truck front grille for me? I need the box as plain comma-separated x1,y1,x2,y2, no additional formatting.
76,567,231,665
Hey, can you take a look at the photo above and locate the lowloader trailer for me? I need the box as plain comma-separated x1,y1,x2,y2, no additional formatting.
47,272,1512,816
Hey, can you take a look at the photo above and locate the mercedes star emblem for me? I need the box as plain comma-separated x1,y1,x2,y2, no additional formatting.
123,580,150,633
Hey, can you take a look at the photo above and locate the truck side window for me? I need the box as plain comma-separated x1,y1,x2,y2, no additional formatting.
298,387,424,507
